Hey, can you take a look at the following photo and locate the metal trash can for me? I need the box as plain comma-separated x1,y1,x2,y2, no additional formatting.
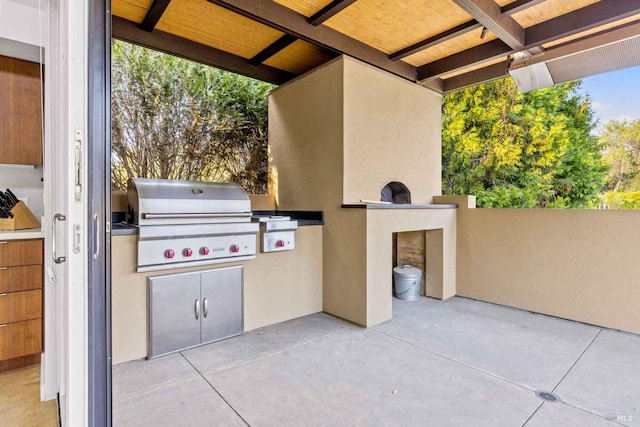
393,265,422,301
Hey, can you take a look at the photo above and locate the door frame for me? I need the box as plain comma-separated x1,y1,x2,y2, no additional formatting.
46,0,112,424
87,0,112,425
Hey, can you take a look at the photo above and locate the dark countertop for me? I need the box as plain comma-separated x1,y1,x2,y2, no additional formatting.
111,222,138,236
111,210,323,236
253,210,324,226
341,203,458,209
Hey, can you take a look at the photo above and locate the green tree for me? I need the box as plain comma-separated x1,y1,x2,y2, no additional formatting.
600,119,640,192
442,78,607,208
111,40,274,192
599,119,640,209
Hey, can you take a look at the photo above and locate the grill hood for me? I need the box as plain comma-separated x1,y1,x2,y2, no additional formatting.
127,178,252,225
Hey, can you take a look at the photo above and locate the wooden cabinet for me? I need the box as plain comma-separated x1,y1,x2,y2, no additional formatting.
0,239,43,372
0,55,43,166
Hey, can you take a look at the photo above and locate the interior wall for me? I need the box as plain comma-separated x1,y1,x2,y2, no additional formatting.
0,0,48,51
0,166,44,219
0,1,46,222
342,57,442,204
457,208,640,335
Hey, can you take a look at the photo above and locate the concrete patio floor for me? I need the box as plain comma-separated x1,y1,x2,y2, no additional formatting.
113,297,640,426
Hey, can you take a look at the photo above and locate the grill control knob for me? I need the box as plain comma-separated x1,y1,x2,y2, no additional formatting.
199,247,210,256
182,248,193,257
164,249,175,259
230,244,240,253
276,240,285,248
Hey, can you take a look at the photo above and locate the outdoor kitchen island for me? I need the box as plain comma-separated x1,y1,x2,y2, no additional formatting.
110,205,323,365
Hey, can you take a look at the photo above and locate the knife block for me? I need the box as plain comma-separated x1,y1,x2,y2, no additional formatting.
0,201,41,231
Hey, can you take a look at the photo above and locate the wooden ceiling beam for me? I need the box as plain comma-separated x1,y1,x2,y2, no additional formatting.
526,0,640,46
308,0,358,26
443,16,640,92
250,35,297,65
419,77,445,93
452,0,525,49
500,0,546,16
112,16,296,85
206,0,416,81
443,61,508,92
389,0,542,62
419,0,640,82
390,21,482,61
139,0,172,32
417,39,511,80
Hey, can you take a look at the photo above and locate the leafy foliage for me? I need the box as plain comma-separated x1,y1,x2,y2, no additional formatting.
442,78,607,208
600,119,640,192
600,191,640,209
111,40,274,192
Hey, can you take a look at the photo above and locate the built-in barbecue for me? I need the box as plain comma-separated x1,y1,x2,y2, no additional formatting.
127,178,259,272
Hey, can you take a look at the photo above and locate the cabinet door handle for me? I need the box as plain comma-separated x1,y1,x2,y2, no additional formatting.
203,298,208,318
0,293,7,297
0,267,7,270
0,241,7,244
194,299,200,320
52,213,66,264
0,324,6,328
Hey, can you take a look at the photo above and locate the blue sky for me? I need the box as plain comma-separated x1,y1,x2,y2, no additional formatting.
579,65,640,132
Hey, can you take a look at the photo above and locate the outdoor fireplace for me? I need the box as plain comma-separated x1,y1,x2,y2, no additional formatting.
381,181,411,204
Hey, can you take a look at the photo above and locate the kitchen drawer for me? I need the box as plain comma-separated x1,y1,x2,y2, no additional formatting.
0,319,42,361
0,239,43,267
0,289,42,324
0,265,43,293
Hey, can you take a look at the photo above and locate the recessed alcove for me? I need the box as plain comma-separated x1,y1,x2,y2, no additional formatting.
393,229,444,299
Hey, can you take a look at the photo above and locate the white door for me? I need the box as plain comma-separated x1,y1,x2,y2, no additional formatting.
45,0,90,425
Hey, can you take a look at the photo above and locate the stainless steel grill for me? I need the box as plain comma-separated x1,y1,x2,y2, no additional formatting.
127,178,259,272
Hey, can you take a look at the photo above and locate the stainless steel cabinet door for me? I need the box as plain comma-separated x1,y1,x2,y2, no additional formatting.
200,266,243,344
148,273,201,358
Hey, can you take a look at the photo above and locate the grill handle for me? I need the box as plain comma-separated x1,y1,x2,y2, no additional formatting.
143,212,251,220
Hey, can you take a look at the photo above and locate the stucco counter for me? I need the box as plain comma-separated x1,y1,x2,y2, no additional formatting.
111,225,323,365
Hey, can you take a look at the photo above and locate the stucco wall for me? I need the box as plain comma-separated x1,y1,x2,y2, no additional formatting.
457,208,640,334
343,57,442,204
269,57,344,211
111,226,323,364
269,56,446,326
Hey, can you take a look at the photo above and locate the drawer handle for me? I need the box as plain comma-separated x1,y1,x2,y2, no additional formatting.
0,293,7,297
0,267,7,270
0,241,7,244
0,324,6,328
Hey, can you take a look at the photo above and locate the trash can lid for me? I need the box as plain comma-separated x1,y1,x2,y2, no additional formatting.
393,265,422,277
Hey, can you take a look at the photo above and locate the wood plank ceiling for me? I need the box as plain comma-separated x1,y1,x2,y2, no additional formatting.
111,0,640,92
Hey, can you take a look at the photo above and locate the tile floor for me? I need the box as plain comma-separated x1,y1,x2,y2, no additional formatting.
113,297,640,426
